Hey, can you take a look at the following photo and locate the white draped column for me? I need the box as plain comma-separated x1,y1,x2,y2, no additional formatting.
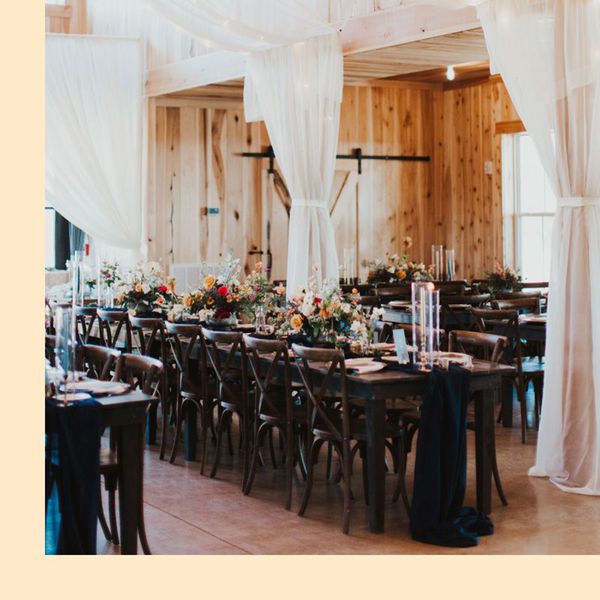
245,33,342,295
478,0,600,494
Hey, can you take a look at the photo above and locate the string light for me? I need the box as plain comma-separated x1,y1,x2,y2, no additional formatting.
446,65,455,81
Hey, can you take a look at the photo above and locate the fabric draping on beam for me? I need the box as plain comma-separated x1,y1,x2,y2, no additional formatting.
45,35,143,252
478,0,600,495
245,34,342,294
143,0,331,52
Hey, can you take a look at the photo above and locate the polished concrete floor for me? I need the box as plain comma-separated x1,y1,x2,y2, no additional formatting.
98,397,600,555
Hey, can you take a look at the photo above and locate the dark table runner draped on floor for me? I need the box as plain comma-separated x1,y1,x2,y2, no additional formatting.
45,398,101,555
409,364,494,547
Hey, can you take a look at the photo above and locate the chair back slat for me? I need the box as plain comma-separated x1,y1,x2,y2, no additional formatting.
113,353,163,395
448,330,508,364
76,344,120,381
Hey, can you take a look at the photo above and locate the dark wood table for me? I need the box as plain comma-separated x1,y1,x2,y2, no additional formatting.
48,390,155,554
184,348,513,534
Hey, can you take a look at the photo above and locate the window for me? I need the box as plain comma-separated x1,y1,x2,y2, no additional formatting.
502,133,555,282
45,200,56,269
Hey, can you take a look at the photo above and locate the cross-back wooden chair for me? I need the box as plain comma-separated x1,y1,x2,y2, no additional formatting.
97,309,132,353
165,322,216,472
292,344,409,534
104,353,163,554
374,286,412,302
75,306,98,345
471,307,542,442
357,295,380,308
202,328,251,489
434,280,468,295
440,293,491,331
242,336,299,510
129,316,171,460
76,344,120,381
492,296,541,313
373,320,393,343
446,329,510,506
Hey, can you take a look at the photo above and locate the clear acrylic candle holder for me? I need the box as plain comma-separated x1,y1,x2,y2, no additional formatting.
411,281,435,371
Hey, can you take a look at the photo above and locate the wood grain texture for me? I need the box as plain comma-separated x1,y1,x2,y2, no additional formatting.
147,79,519,282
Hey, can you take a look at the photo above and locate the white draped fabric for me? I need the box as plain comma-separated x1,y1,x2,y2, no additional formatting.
478,0,600,494
45,35,144,252
245,34,343,294
143,0,331,52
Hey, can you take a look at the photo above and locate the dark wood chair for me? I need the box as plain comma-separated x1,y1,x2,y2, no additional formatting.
341,283,372,296
373,320,393,343
202,328,251,489
492,296,541,313
45,334,56,366
129,316,172,460
102,353,163,554
97,309,132,352
165,322,216,472
375,285,411,302
447,330,509,506
440,293,491,331
357,295,380,308
75,306,98,345
434,280,468,295
471,307,544,440
292,344,409,534
242,336,301,510
75,344,120,381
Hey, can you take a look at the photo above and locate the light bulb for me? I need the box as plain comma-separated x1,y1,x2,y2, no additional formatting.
446,65,455,81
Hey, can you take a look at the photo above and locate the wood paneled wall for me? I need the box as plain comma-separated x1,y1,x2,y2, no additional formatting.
147,78,520,280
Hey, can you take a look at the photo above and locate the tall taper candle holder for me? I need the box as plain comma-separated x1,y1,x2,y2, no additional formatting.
411,281,435,371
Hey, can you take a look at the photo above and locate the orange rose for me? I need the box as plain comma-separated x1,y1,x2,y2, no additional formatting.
183,294,193,308
290,314,303,331
135,282,143,293
203,275,216,289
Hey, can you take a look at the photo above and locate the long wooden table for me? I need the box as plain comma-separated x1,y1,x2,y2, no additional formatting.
184,350,513,534
48,390,155,554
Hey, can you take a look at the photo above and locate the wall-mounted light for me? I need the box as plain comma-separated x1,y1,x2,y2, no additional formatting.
446,65,456,81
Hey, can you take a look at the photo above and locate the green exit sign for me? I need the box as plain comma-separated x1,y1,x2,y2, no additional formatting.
207,207,220,215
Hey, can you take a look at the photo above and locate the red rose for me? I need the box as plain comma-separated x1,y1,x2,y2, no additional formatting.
217,286,229,296
158,285,168,293
314,297,322,304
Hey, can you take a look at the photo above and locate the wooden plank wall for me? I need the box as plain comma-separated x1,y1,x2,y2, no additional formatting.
148,79,518,280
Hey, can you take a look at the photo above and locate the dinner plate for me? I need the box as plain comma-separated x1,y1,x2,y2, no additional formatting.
61,380,131,396
345,357,375,367
387,300,410,309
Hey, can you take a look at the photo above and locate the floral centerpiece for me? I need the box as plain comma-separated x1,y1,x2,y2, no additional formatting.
238,262,278,319
115,261,176,315
364,237,433,285
486,262,522,292
276,279,383,350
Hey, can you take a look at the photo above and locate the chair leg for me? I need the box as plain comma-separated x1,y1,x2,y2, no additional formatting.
392,437,411,515
104,474,120,546
210,409,231,479
97,489,112,543
325,441,333,480
517,379,528,444
244,422,270,496
532,377,543,430
159,386,169,461
138,503,152,555
490,432,508,506
200,400,210,475
341,440,352,535
298,439,325,517
295,428,308,480
285,423,294,511
168,395,184,464
268,427,278,469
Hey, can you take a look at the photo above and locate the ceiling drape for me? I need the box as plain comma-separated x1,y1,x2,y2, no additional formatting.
45,35,143,252
478,0,600,495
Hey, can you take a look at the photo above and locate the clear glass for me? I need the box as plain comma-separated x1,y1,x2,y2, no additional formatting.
54,303,77,397
411,281,435,370
431,245,444,281
431,290,441,362
255,304,267,334
445,249,455,281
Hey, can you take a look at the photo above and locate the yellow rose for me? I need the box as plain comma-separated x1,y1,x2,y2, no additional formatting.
290,314,303,330
183,294,194,308
203,275,216,289
135,282,143,293
397,269,407,281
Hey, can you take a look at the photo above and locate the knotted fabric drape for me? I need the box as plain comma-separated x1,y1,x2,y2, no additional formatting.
245,34,342,294
478,0,600,494
45,35,143,251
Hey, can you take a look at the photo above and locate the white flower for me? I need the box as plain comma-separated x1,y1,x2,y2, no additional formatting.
142,283,151,294
387,266,396,274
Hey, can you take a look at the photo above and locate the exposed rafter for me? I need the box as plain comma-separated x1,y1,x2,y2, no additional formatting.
145,4,480,97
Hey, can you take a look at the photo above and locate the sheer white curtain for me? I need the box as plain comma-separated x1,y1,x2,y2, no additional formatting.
45,35,144,254
143,0,331,52
478,0,600,495
245,34,342,294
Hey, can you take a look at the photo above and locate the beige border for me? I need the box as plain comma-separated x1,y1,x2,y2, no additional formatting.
1,1,598,597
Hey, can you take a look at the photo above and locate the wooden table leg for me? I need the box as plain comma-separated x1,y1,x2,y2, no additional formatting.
146,403,157,445
365,399,386,533
117,422,144,555
184,402,197,462
501,378,513,428
474,389,494,515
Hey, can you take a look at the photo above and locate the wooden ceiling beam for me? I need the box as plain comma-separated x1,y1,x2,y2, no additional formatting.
145,4,480,97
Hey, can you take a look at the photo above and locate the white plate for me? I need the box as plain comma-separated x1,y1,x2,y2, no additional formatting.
345,357,375,367
62,380,131,395
347,363,386,375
